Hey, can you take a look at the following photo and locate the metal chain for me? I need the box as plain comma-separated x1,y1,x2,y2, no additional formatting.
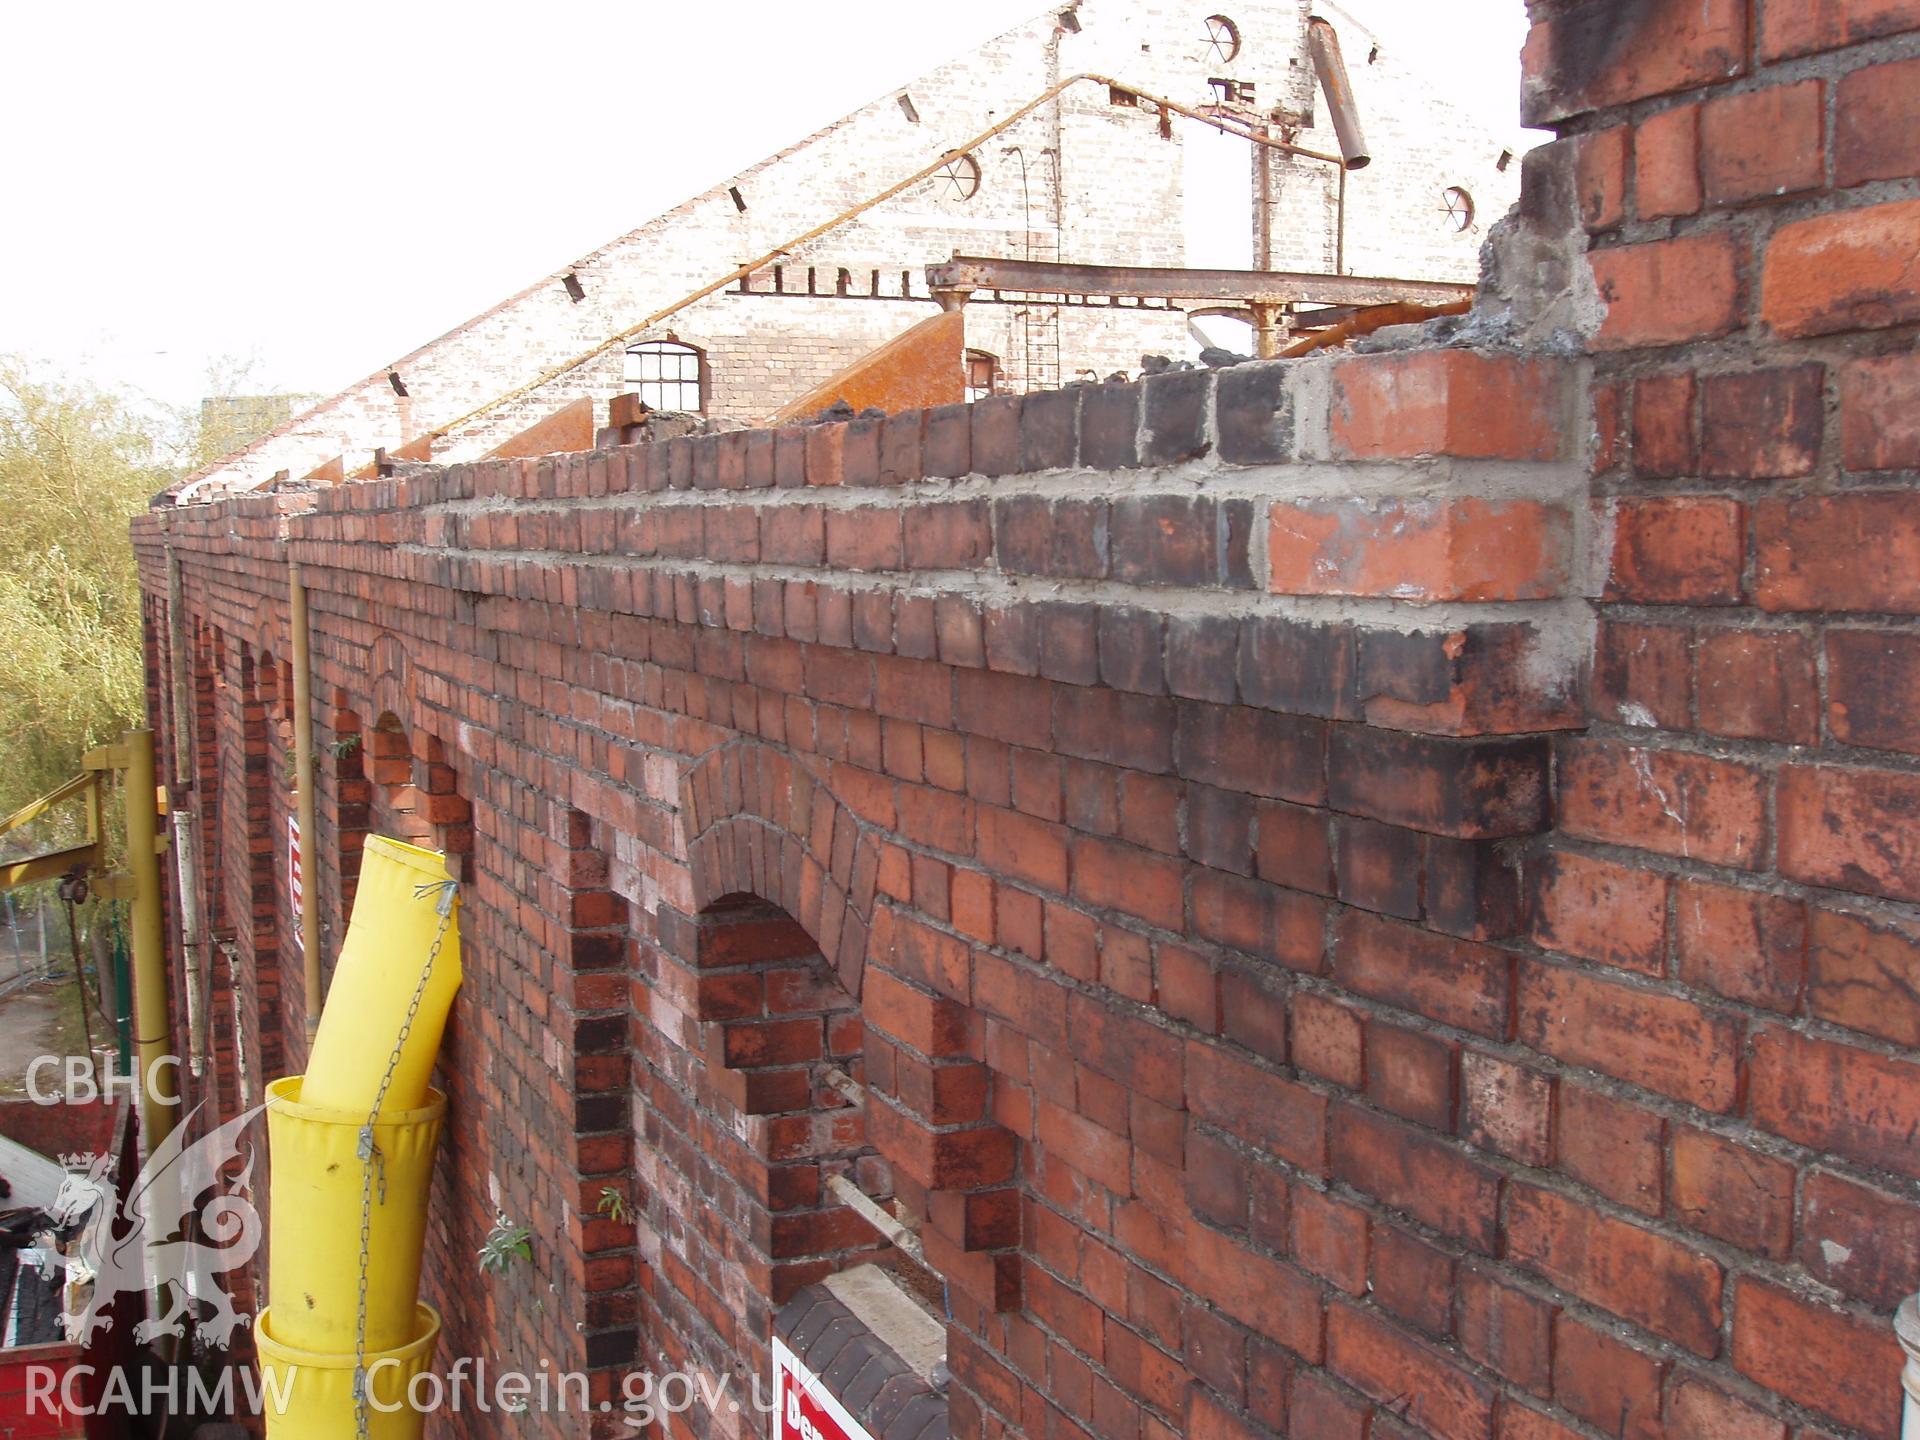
353,878,457,1438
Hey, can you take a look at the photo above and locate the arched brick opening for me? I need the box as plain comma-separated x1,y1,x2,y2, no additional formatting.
653,743,1023,1436
692,894,890,1298
232,643,284,1099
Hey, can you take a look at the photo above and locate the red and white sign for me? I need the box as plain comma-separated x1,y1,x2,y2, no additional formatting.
287,815,303,952
772,1336,872,1440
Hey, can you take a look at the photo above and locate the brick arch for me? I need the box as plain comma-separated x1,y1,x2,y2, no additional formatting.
367,631,414,729
681,741,880,1000
678,742,1023,1318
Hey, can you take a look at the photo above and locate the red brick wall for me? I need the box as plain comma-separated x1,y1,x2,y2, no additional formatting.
133,6,1920,1437
1540,1,1920,1435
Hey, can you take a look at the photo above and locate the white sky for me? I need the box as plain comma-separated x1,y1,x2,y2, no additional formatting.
0,0,1534,414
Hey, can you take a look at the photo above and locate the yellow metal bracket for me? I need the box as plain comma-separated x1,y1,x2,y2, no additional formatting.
0,769,104,893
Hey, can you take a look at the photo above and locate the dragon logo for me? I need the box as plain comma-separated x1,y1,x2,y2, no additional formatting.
41,1101,267,1350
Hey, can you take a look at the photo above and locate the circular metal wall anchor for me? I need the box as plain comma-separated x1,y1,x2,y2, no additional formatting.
937,153,982,201
1441,185,1476,233
1203,14,1242,63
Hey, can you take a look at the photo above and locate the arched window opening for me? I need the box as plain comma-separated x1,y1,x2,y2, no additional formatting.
693,896,964,1318
623,339,704,413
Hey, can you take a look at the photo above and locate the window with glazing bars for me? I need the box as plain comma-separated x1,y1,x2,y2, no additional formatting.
624,340,704,411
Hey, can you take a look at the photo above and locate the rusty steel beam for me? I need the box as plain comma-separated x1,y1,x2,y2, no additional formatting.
926,255,1473,309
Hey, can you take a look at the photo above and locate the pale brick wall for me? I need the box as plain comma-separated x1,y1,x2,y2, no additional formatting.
185,0,1521,491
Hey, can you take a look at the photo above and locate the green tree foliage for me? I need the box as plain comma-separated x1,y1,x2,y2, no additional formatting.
0,358,172,826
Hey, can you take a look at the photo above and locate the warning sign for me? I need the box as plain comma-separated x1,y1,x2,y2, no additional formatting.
772,1335,872,1440
288,814,303,951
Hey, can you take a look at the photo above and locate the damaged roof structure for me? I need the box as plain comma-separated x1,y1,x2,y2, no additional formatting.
172,0,1524,499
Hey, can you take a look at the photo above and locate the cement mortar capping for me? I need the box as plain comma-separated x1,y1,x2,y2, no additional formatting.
398,457,1592,518
375,544,1593,634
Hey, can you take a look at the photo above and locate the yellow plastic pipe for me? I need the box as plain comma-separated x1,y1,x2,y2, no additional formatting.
255,1303,440,1439
263,1076,446,1352
301,836,462,1114
122,729,179,1154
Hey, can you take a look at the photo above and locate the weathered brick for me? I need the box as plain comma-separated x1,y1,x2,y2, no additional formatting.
1762,198,1920,338
1591,620,1691,729
1757,493,1920,613
1333,911,1512,1039
1840,351,1920,472
1600,497,1744,606
1331,1103,1503,1251
1575,126,1627,231
1805,904,1920,1046
1762,0,1920,61
1665,1374,1787,1440
1463,1269,1556,1399
1669,1126,1794,1257
1460,1050,1554,1168
1333,817,1421,920
1631,370,1696,476
1506,1181,1723,1354
1019,386,1079,471
1188,1040,1326,1171
1675,878,1806,1012
1365,1022,1456,1132
1326,1301,1496,1440
1193,868,1326,972
1778,763,1920,901
993,496,1107,579
1590,233,1740,350
1079,383,1140,469
1215,361,1292,464
1531,849,1668,976
1731,1279,1903,1437
1558,739,1767,869
970,394,1021,476
1175,701,1324,805
1695,627,1818,745
1635,103,1701,218
1290,991,1364,1090
1798,1169,1920,1309
1110,495,1222,588
1290,1183,1369,1295
1268,497,1570,601
903,501,992,570
1750,1024,1920,1178
1238,617,1359,721
1329,351,1564,461
1328,730,1549,839
1141,370,1211,465
1552,1312,1667,1439
1516,958,1742,1112
1700,80,1824,206
1836,55,1920,190
1520,0,1746,124
1556,1081,1664,1216
1698,365,1823,479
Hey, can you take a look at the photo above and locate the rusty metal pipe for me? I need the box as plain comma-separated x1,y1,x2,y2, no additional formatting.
1307,17,1371,170
1277,297,1471,357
